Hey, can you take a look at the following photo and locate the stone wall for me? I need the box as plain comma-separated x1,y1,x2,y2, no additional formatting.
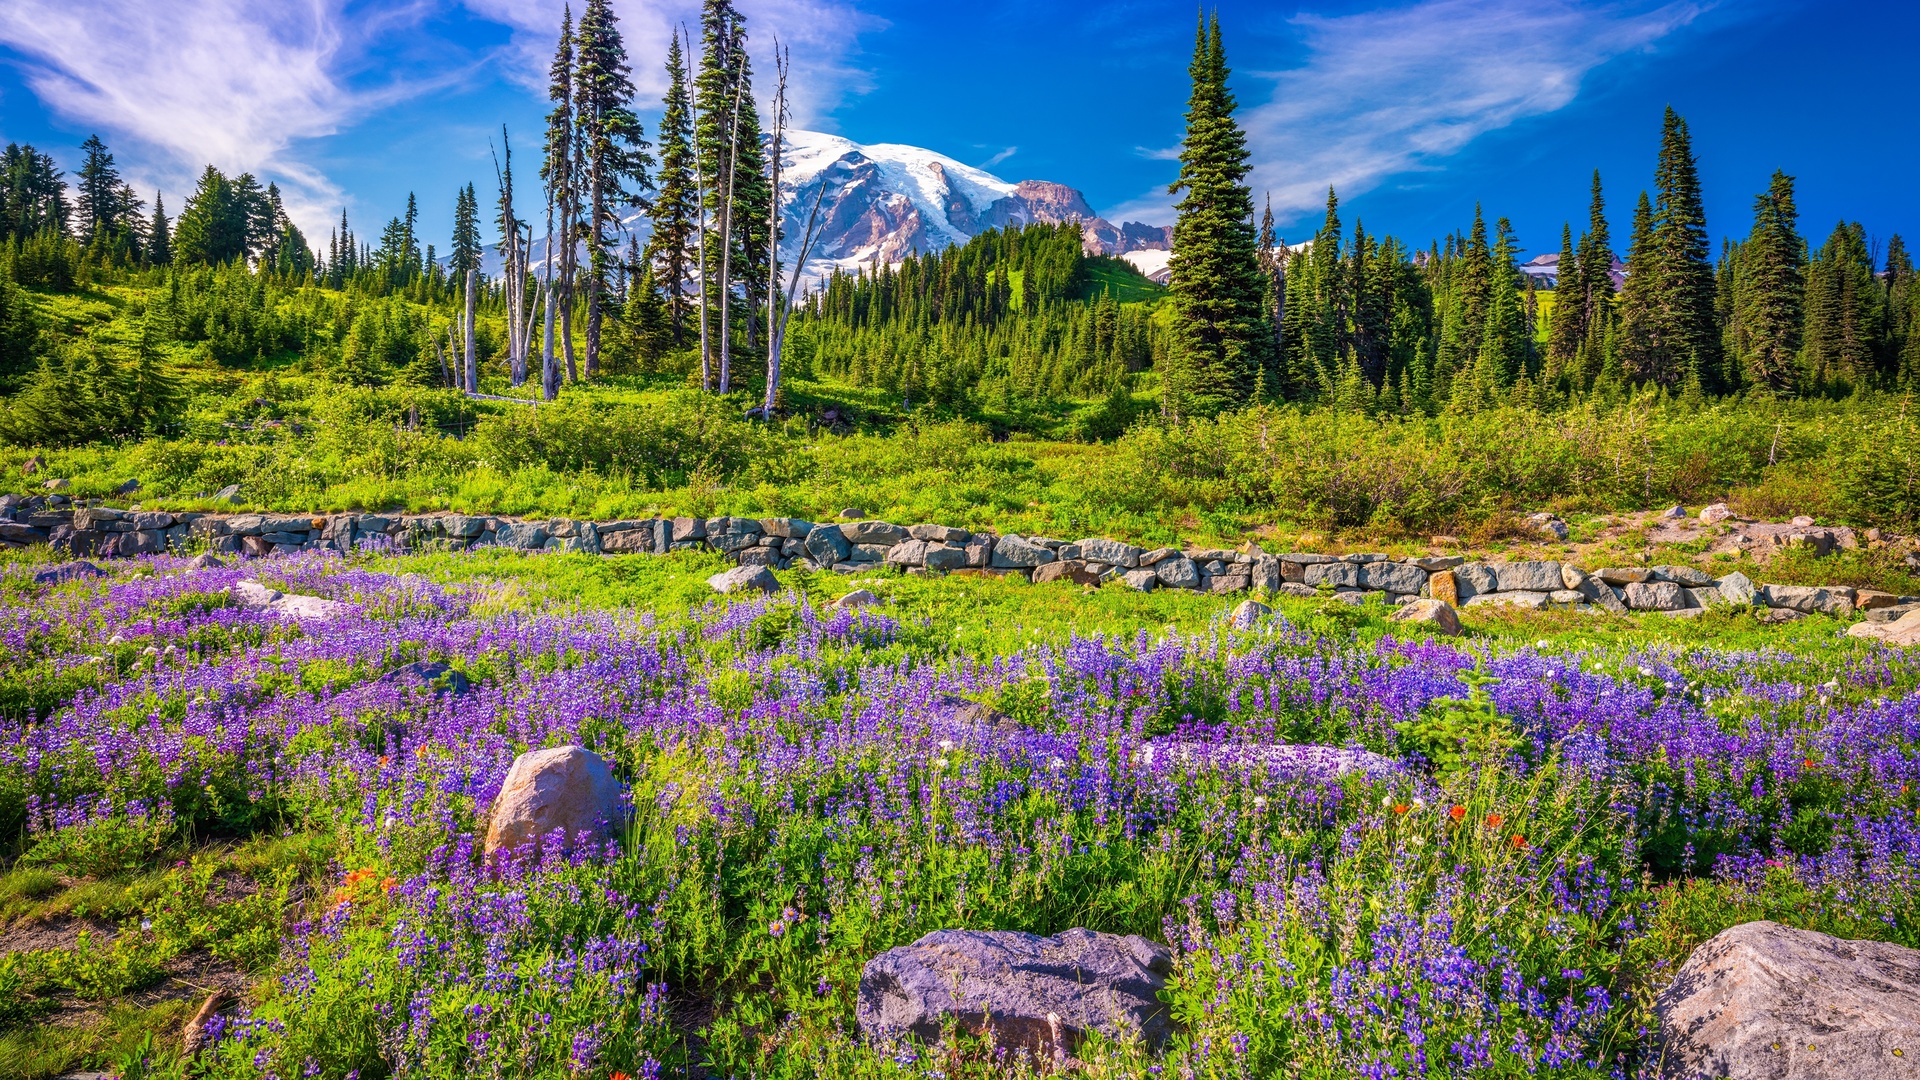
2,492,1913,624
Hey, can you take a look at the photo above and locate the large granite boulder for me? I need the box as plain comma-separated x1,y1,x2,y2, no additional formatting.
1656,920,1920,1079
1625,581,1688,612
991,535,1054,569
483,745,625,856
1390,598,1461,636
857,928,1174,1054
1761,584,1856,617
1850,609,1920,647
1492,560,1563,593
708,565,779,594
1229,599,1270,629
803,523,850,566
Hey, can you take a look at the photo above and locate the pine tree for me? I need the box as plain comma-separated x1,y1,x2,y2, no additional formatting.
1804,220,1886,389
145,192,172,266
74,135,132,248
1889,234,1913,374
1730,170,1804,395
1545,221,1581,383
450,183,483,278
1573,171,1616,389
173,165,249,266
646,29,698,344
1617,189,1659,384
573,0,652,380
0,143,69,242
543,5,582,381
1647,107,1721,389
1164,14,1271,415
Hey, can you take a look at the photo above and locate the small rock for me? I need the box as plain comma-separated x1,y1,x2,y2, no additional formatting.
378,660,470,695
838,508,866,520
1120,568,1158,591
1757,607,1806,625
1656,920,1920,1080
185,552,227,571
32,561,107,586
1699,502,1735,524
483,745,625,856
1660,505,1687,519
835,589,880,610
708,565,779,594
857,928,1174,1054
113,479,141,496
1154,556,1200,590
1389,598,1461,635
1229,599,1270,629
1623,581,1687,612
1791,515,1816,527
1428,569,1459,606
1857,589,1901,611
1594,566,1653,585
21,454,45,475
43,477,70,491
211,483,242,504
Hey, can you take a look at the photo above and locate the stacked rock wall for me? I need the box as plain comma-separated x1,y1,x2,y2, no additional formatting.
2,494,1913,624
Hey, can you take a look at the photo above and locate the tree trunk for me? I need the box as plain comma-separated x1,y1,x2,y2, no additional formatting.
464,269,478,393
542,284,557,401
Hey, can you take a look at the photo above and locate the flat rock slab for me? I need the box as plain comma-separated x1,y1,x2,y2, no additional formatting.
1850,609,1920,647
227,579,353,621
484,745,624,856
857,928,1173,1054
1656,920,1920,1079
708,565,778,594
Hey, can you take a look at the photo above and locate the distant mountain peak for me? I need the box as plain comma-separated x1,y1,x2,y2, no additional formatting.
779,131,1171,282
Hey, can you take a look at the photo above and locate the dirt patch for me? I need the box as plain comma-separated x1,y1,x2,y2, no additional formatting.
0,914,111,955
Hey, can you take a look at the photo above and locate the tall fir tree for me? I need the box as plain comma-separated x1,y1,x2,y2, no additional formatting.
1648,107,1721,390
449,183,483,278
1164,14,1271,416
646,29,698,344
1616,189,1659,385
0,143,69,242
573,0,652,379
543,5,582,381
1730,170,1804,395
172,165,249,266
1803,220,1887,389
74,135,139,253
145,192,172,266
1545,222,1582,385
1573,170,1616,389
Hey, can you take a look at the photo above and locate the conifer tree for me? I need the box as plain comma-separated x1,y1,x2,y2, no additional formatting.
145,192,172,266
646,29,698,343
1617,189,1660,384
1888,234,1913,375
75,135,139,252
1804,221,1886,388
1573,171,1616,388
1648,107,1720,390
1545,222,1581,382
449,183,483,278
1165,14,1271,415
573,0,651,379
1731,170,1804,394
543,5,581,381
0,143,69,242
173,165,249,265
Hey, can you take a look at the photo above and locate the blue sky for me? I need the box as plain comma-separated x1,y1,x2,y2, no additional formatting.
0,0,1914,265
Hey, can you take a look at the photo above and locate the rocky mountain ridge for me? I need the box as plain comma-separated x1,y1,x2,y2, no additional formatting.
778,131,1170,282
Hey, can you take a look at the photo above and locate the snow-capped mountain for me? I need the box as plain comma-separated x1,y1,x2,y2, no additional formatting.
776,130,1171,283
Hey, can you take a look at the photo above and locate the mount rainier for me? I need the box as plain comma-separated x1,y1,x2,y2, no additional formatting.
777,130,1172,283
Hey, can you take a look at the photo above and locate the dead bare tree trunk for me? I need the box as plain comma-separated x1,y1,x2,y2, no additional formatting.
463,268,477,393
542,285,558,401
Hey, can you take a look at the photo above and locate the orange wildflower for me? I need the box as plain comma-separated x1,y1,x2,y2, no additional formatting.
1485,813,1504,829
1391,803,1409,815
1510,835,1528,849
380,877,397,893
1447,805,1467,822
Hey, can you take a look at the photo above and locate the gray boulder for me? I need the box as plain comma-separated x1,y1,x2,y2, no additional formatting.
1076,538,1142,568
1121,568,1159,591
1138,546,1179,566
1304,562,1360,588
1359,562,1427,595
804,523,851,566
707,565,779,594
991,535,1055,569
1390,598,1461,636
1594,566,1653,585
761,518,813,539
1761,584,1856,617
834,589,880,610
1249,554,1282,592
1492,561,1563,593
885,540,929,567
483,745,624,856
1155,556,1200,589
909,523,969,543
857,928,1173,1054
1453,563,1498,599
1656,920,1920,1080
1411,556,1466,572
923,543,969,571
496,522,548,550
1229,599,1270,629
1624,581,1688,611
1652,564,1717,587
842,520,909,546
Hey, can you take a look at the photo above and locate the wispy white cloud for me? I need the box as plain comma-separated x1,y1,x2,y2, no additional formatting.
1102,0,1709,227
0,0,878,237
979,146,1018,168
457,0,881,129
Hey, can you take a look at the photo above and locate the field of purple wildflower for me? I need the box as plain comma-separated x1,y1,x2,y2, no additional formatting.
2,548,1917,1079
